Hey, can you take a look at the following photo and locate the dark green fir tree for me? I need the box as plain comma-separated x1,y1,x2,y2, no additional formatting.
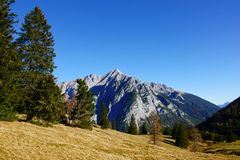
140,121,148,135
226,132,237,143
99,102,109,129
175,123,189,148
111,120,117,130
71,79,95,129
128,114,138,135
17,6,63,122
0,0,21,121
172,122,178,139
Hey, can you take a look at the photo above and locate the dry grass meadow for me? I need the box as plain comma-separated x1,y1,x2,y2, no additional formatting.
202,140,240,156
0,121,239,160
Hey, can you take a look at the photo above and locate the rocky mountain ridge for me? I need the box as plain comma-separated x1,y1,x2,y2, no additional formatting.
59,69,220,131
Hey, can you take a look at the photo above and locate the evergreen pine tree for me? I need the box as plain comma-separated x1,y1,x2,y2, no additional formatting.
226,132,237,143
99,102,109,129
140,121,148,135
70,79,95,129
17,7,63,122
175,123,189,148
163,127,172,136
0,0,21,120
128,114,138,135
111,120,117,130
172,122,178,139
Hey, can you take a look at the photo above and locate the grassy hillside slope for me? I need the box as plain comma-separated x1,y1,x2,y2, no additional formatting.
0,122,239,160
203,141,240,156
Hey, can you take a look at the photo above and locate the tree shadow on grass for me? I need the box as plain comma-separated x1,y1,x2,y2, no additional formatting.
163,139,175,146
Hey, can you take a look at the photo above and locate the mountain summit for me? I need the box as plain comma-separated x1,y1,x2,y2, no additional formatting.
59,69,219,131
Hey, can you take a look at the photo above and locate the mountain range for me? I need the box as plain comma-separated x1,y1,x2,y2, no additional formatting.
58,69,220,131
218,102,230,108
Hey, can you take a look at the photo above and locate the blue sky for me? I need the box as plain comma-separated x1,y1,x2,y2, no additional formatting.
12,0,240,104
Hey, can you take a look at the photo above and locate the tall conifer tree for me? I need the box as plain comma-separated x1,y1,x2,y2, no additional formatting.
99,102,109,129
17,7,63,122
70,79,95,129
140,121,148,135
128,114,138,135
175,123,189,148
0,0,20,120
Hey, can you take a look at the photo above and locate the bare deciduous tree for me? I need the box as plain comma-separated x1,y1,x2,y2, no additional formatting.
189,128,202,152
64,97,76,125
149,111,162,145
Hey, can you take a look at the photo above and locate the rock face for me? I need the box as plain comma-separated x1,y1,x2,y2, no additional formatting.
59,69,220,131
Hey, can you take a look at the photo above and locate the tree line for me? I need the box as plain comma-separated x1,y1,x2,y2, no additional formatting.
1,0,62,122
197,97,240,143
0,0,96,129
126,113,199,149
